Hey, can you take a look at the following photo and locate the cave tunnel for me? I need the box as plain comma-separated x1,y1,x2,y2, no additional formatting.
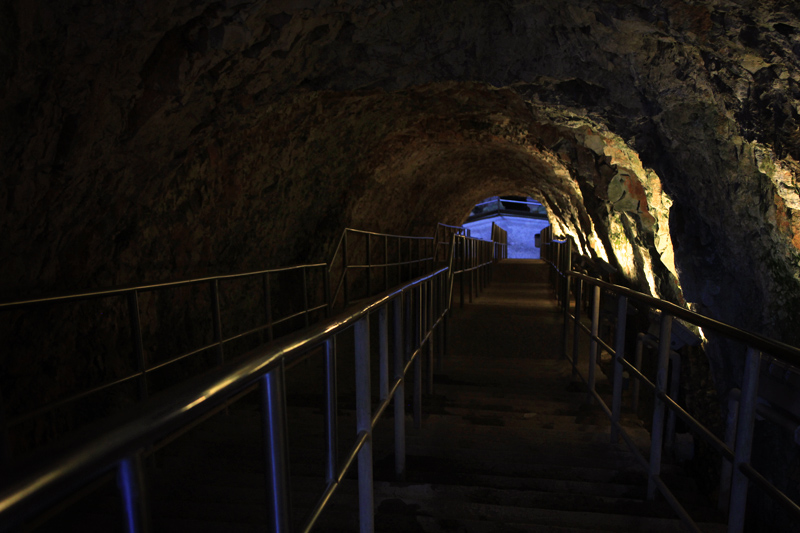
2,0,800,530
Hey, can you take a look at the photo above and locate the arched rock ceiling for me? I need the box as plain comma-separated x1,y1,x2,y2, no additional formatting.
2,0,800,348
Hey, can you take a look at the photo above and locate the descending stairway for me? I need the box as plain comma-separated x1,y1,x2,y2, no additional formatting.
33,260,726,532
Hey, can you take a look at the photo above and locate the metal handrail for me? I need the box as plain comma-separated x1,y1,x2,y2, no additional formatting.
0,263,326,310
0,263,329,455
327,227,436,308
0,267,452,532
543,235,800,532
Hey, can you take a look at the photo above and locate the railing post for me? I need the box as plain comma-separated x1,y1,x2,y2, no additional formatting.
648,313,673,500
323,265,332,318
384,235,389,292
560,239,572,359
127,291,148,401
302,268,310,328
393,296,406,480
343,231,350,306
264,273,274,343
262,361,291,533
571,279,582,378
587,284,601,402
728,347,762,532
211,280,225,367
611,295,628,443
665,352,681,451
366,234,372,297
379,305,389,401
426,280,434,396
324,338,338,484
414,285,423,430
118,453,149,533
354,316,374,533
633,333,644,413
459,238,465,308
468,240,474,304
719,391,739,513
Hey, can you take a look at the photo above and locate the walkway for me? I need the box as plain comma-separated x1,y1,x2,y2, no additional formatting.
357,259,723,532
36,260,725,532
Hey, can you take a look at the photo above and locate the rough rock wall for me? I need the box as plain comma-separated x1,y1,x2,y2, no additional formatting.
3,0,800,477
3,0,800,525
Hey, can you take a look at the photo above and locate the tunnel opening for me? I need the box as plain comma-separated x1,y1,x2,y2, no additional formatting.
462,196,551,259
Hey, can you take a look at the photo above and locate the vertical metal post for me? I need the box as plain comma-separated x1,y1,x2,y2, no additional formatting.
262,361,291,532
459,238,465,308
587,285,601,401
324,338,338,484
719,392,739,513
264,273,274,343
426,281,434,396
302,268,310,328
323,265,332,318
397,236,402,286
127,291,148,401
665,352,681,451
343,231,350,306
384,235,389,292
633,334,644,413
379,305,389,401
611,295,627,443
118,454,149,533
648,313,673,500
414,286,422,430
354,317,375,533
393,296,406,480
211,280,224,367
728,347,761,532
366,235,372,297
468,240,474,304
571,279,582,377
561,241,572,359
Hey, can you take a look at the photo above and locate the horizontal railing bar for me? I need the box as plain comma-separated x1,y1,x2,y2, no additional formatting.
650,475,703,533
586,364,699,531
0,267,450,526
568,271,800,366
302,430,370,533
554,253,800,530
573,319,617,355
145,343,215,373
0,264,328,310
14,302,333,426
372,377,403,429
655,390,734,462
371,314,445,429
8,373,144,427
739,463,800,521
343,229,435,241
616,356,656,394
572,312,729,460
347,258,432,269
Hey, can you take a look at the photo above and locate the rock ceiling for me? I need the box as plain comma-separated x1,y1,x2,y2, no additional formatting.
2,0,800,350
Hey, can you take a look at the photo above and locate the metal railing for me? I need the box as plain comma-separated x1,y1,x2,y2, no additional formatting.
0,220,502,532
0,266,452,533
448,234,503,308
0,263,328,463
491,222,508,261
545,235,800,533
433,223,470,264
327,228,435,309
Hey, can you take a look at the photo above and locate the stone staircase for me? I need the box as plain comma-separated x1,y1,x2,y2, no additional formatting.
29,260,726,532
